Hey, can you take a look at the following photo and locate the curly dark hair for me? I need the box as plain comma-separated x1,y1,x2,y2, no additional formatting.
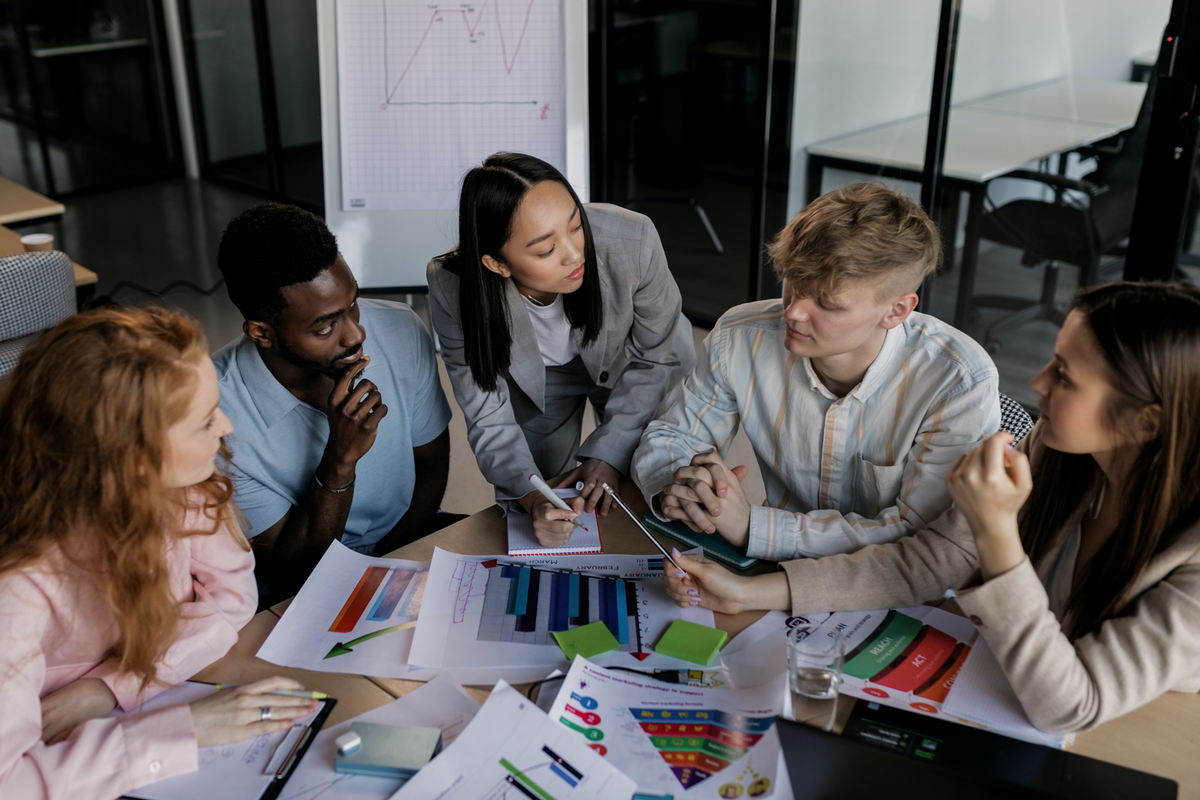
217,203,339,322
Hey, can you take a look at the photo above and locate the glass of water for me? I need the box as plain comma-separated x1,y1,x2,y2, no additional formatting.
787,622,845,732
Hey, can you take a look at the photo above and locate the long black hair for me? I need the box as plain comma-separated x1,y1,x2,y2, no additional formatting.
445,152,602,392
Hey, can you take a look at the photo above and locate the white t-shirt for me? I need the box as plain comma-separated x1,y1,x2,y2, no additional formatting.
522,293,580,366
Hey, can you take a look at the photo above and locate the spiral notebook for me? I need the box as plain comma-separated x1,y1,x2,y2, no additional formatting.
507,488,602,555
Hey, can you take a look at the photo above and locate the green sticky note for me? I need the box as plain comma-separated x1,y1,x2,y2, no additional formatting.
654,619,728,665
553,620,621,659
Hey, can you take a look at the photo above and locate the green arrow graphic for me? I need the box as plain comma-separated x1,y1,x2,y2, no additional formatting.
324,620,417,659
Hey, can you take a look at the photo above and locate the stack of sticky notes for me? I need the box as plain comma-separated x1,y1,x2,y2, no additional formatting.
333,722,443,780
654,619,728,665
552,620,621,659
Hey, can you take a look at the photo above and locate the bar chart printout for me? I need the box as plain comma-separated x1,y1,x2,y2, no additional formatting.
336,0,566,211
476,562,654,651
407,549,715,684
257,541,431,677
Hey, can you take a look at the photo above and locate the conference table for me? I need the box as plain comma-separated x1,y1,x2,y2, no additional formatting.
805,77,1147,329
194,479,1200,798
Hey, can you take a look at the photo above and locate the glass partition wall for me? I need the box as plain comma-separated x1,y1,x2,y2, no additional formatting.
791,0,1169,408
178,0,323,208
589,0,801,324
0,0,183,196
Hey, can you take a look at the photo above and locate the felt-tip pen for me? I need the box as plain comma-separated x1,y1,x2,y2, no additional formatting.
529,474,588,531
211,686,328,699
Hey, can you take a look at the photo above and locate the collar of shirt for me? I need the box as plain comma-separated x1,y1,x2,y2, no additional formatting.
239,333,375,428
801,324,904,402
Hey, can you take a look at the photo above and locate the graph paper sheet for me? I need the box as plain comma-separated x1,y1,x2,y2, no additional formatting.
336,0,566,211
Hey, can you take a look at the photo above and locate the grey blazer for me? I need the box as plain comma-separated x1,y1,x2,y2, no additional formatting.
781,422,1200,733
427,203,695,511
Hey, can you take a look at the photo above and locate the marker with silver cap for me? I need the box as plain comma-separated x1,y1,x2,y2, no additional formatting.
528,474,588,531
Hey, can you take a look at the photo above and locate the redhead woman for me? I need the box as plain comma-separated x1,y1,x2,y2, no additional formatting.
0,307,315,799
428,152,694,545
665,282,1200,733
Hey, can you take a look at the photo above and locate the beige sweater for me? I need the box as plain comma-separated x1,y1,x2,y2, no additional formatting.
781,424,1200,733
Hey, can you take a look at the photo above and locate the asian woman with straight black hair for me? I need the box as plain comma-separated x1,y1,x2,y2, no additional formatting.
428,152,694,545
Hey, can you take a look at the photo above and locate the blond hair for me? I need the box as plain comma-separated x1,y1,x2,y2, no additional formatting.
769,182,939,300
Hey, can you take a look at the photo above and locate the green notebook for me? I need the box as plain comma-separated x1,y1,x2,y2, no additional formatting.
640,514,760,570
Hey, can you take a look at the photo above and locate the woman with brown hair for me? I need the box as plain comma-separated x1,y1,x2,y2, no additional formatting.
0,307,316,799
665,281,1200,733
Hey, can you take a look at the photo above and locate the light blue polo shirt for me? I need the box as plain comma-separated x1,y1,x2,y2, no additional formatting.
213,299,452,554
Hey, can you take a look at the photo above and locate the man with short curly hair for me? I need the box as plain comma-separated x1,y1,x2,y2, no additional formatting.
213,203,454,600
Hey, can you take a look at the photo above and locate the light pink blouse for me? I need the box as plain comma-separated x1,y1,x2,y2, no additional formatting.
0,503,256,800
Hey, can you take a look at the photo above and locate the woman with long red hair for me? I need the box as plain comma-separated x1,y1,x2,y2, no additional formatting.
0,307,315,799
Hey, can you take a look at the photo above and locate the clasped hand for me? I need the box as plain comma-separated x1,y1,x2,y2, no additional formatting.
660,452,752,546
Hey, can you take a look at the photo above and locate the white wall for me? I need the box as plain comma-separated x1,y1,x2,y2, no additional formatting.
785,0,1172,221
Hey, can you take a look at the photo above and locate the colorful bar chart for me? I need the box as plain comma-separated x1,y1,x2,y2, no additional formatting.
367,568,417,621
330,566,389,633
630,707,776,791
477,564,644,652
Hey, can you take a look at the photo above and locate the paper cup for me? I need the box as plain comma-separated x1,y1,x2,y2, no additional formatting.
21,233,54,252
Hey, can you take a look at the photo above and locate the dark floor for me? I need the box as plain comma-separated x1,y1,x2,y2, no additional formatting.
14,176,1172,412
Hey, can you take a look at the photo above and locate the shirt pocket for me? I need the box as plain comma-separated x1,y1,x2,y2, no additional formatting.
858,456,907,516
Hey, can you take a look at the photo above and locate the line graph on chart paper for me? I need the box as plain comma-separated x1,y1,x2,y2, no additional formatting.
337,0,565,211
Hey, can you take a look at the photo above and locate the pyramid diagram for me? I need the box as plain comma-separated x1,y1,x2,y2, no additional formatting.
630,707,775,790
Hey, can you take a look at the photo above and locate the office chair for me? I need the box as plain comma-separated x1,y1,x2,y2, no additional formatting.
968,77,1154,353
998,392,1034,444
0,251,76,380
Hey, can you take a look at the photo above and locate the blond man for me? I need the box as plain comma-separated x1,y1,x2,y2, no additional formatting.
632,183,999,559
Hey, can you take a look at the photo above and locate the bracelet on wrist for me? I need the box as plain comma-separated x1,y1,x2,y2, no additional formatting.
314,472,355,494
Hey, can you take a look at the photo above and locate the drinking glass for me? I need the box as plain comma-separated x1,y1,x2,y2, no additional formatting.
787,622,845,732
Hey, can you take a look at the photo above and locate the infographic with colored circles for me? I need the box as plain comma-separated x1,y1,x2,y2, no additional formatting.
788,604,979,717
549,657,785,799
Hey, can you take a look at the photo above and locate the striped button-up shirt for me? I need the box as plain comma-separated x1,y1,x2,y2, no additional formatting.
632,300,999,559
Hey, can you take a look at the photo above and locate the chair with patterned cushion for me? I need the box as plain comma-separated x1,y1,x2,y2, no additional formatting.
998,392,1035,444
0,251,76,380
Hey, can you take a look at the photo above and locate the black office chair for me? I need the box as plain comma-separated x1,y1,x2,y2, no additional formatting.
968,76,1155,353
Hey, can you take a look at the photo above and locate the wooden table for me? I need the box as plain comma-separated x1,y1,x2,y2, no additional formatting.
0,176,64,225
215,478,1200,796
0,223,96,306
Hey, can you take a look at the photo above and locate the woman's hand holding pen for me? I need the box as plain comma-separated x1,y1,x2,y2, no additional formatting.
663,548,791,615
520,491,587,547
189,677,318,748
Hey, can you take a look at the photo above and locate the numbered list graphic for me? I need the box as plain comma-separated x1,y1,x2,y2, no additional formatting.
337,0,566,211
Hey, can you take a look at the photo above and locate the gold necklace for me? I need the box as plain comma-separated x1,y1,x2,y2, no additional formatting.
521,291,555,307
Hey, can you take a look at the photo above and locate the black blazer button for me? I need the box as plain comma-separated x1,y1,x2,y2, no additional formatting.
599,371,609,383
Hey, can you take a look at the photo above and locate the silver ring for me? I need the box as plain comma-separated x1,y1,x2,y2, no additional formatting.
260,706,272,722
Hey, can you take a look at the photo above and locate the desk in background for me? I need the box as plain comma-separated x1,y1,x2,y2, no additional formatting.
200,479,1200,797
806,78,1146,330
0,176,64,226
0,224,97,308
